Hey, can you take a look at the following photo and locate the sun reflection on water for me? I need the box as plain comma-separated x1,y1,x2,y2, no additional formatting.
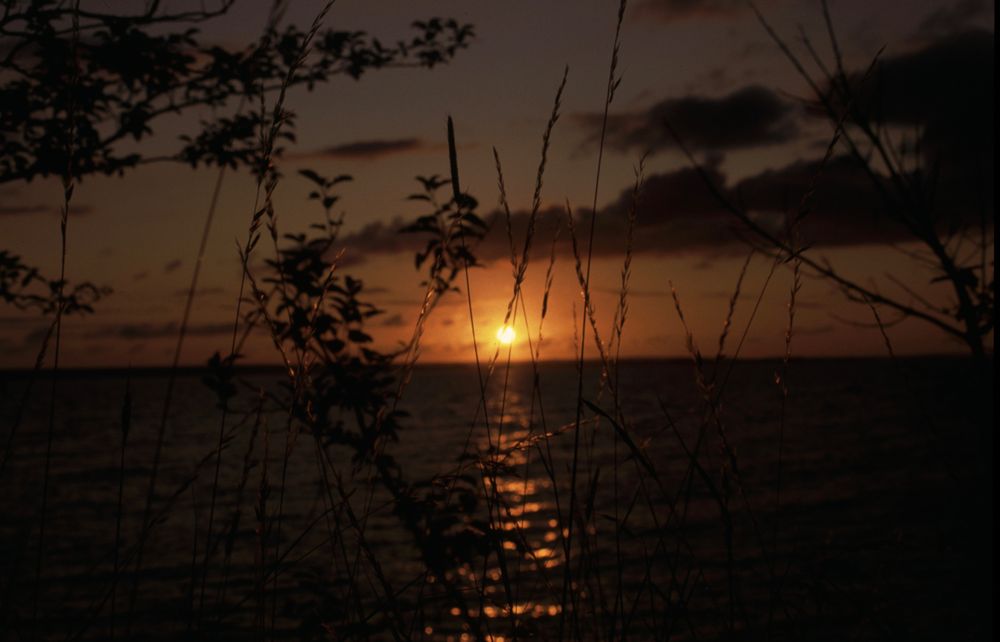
447,395,568,637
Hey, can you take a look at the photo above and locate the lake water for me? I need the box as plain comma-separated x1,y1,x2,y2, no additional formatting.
0,358,989,640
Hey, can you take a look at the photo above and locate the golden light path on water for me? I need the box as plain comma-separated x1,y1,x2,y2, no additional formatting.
427,383,574,642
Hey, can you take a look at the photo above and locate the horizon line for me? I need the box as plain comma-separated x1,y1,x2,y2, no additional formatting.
0,352,982,378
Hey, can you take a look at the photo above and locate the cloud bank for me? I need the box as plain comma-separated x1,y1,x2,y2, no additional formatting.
575,85,800,154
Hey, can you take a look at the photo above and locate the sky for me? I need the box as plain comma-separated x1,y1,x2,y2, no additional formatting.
0,0,994,367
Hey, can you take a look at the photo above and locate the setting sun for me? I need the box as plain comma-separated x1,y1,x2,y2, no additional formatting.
496,324,516,345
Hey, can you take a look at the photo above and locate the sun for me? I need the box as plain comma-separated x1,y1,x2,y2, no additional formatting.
496,324,516,346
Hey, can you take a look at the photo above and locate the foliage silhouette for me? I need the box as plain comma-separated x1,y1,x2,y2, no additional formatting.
0,1,474,184
679,3,995,360
220,166,493,637
0,1,474,334
0,249,108,316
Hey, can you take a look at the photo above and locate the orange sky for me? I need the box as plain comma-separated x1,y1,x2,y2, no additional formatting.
0,0,993,367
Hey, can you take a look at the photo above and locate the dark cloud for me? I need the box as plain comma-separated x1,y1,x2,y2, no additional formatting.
170,286,227,298
334,219,425,266
334,156,926,268
2,314,54,349
595,286,672,298
731,156,898,246
633,0,749,22
332,173,715,266
837,30,993,159
575,85,800,154
587,156,930,252
300,138,429,160
795,324,835,336
0,203,92,216
0,204,48,216
736,153,988,245
379,313,406,328
86,322,232,340
22,325,51,345
804,30,995,226
916,0,990,38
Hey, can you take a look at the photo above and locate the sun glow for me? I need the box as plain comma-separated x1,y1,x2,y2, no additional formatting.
496,324,516,345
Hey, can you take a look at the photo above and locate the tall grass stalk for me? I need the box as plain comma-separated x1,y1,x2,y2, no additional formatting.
670,283,742,631
109,374,131,640
32,5,79,636
484,67,569,634
123,2,297,630
505,66,574,628
189,3,334,633
178,162,228,609
564,3,626,634
186,472,201,632
768,216,801,634
254,405,270,639
759,115,848,632
452,116,518,637
393,70,571,637
215,389,264,621
69,411,247,641
607,156,645,638
712,250,754,375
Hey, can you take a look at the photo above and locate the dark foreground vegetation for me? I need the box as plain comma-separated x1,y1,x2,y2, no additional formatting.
0,357,992,641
